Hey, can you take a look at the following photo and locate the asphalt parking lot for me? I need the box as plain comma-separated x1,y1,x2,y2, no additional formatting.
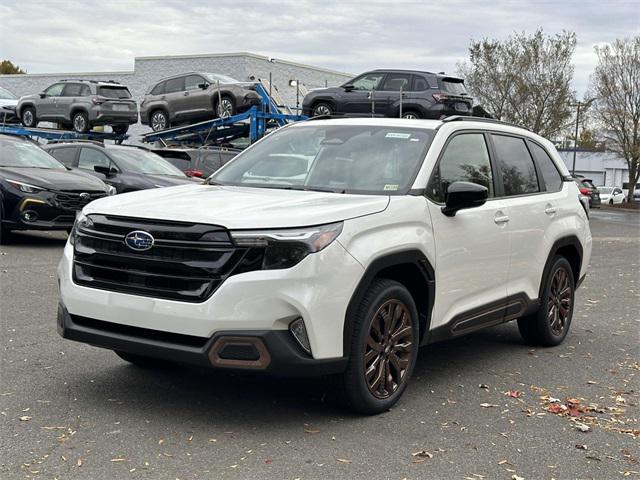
1,208,638,480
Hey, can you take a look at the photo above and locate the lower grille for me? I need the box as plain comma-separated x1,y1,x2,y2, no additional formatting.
73,215,252,302
55,191,107,211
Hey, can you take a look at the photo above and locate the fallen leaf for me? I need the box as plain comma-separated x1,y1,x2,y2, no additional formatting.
19,416,32,421
512,475,524,480
574,422,591,433
504,391,523,398
498,459,509,465
412,450,433,459
480,403,499,408
265,459,273,465
111,458,126,462
575,444,588,450
76,459,83,467
304,429,320,434
337,458,352,464
478,384,489,389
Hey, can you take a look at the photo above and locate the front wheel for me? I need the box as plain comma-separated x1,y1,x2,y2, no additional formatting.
342,279,419,414
401,110,421,119
150,110,169,131
216,97,235,119
21,107,37,128
311,102,333,117
518,256,575,346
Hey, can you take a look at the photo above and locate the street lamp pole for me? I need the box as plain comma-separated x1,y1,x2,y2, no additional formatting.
569,99,594,175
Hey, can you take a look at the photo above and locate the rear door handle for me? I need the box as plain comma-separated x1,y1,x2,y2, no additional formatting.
545,204,557,215
494,213,510,224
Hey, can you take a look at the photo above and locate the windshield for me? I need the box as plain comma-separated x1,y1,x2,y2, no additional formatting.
0,137,66,169
204,72,240,84
108,148,186,176
98,86,132,99
212,124,434,194
0,87,16,100
598,187,612,194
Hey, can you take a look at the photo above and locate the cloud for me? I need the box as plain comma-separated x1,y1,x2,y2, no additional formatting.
0,0,638,95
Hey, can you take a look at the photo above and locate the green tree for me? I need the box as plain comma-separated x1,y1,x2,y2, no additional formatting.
0,60,26,74
589,37,640,202
458,29,576,138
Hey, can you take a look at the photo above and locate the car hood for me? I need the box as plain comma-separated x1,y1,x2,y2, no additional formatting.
0,167,108,191
84,184,390,229
145,174,199,186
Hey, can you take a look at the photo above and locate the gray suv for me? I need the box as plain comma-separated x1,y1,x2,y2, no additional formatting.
17,80,138,134
140,72,262,131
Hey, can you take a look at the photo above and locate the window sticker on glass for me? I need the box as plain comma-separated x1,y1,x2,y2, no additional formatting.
385,132,411,139
384,184,399,191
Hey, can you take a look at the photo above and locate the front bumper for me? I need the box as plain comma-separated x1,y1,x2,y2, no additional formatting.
57,304,347,376
2,193,81,231
58,237,364,361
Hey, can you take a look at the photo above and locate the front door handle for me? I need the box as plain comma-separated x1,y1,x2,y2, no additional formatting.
545,204,557,215
183,91,189,96
494,213,510,224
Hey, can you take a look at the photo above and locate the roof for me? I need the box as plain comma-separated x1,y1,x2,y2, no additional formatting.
370,69,464,80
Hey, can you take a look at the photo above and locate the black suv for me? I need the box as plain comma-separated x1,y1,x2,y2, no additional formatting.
152,146,241,178
44,142,198,193
302,70,472,119
0,134,110,243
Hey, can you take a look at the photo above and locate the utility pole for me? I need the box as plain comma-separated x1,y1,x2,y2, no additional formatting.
569,99,594,175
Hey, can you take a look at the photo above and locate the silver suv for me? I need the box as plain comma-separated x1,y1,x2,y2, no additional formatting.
140,72,261,131
17,80,138,134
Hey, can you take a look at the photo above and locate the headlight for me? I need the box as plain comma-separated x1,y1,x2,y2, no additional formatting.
231,222,343,270
69,212,94,245
6,179,46,193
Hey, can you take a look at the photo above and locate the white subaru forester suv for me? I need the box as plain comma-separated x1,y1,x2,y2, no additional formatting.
58,116,591,414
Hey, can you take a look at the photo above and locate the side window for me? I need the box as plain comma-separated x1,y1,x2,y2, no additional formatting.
62,83,82,97
185,75,205,91
49,147,77,167
165,77,184,94
428,133,494,203
380,74,412,91
412,75,430,91
614,188,622,195
44,83,65,96
80,85,91,96
78,148,111,171
350,73,385,90
151,82,165,95
528,142,563,192
491,135,539,196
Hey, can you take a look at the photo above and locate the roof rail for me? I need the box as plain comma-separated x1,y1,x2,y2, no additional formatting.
59,79,99,83
440,115,530,131
45,139,106,146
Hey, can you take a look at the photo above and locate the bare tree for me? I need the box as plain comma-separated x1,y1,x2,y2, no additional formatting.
589,37,640,202
458,30,576,138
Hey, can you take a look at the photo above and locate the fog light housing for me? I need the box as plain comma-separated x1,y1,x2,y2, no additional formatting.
21,210,38,222
289,318,311,354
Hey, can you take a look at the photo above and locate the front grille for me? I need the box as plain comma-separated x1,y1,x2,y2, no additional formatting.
72,214,252,302
54,191,107,211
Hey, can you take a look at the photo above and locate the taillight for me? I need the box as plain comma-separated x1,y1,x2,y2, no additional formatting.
433,93,449,102
579,187,589,195
92,97,105,105
185,169,203,178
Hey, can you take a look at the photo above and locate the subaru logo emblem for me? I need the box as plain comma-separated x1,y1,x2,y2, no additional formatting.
124,230,154,251
79,192,91,201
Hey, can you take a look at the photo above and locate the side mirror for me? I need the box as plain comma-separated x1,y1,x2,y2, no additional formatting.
441,181,488,217
343,84,354,92
198,83,209,89
94,165,117,177
39,92,47,98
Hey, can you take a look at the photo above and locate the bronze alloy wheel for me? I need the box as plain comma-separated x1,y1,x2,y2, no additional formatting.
364,299,415,399
548,266,572,336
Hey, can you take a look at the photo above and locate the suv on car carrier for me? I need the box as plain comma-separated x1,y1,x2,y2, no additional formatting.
57,116,591,414
17,80,137,134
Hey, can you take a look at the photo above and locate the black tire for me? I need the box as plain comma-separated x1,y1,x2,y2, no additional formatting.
609,199,614,205
342,279,419,414
21,107,37,128
518,256,575,346
0,210,10,245
115,350,171,368
401,110,421,119
311,102,333,117
215,96,235,119
72,111,90,133
150,110,169,131
112,124,129,135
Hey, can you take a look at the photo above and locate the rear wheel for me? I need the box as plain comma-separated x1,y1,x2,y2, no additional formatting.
518,256,575,346
150,110,169,131
21,107,37,128
311,102,333,117
72,111,90,133
342,279,419,414
401,110,421,119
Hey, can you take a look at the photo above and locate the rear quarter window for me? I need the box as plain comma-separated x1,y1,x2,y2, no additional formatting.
528,142,563,192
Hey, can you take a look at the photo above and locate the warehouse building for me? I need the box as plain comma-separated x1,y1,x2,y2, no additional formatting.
557,149,629,187
0,52,352,136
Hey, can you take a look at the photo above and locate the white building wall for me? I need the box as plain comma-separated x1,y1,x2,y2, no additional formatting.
557,150,628,187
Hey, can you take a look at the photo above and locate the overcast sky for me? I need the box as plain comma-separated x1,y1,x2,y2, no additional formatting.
0,0,638,95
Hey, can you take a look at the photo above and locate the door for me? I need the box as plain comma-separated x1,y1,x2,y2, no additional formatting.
341,72,386,115
426,132,511,332
377,73,413,117
78,147,124,191
163,76,186,120
39,83,65,119
182,74,211,120
490,134,554,303
59,83,84,122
